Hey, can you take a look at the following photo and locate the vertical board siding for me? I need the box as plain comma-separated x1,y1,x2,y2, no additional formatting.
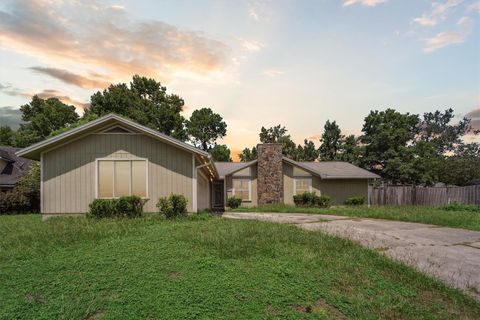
319,179,368,205
225,165,258,207
371,185,480,206
42,133,194,213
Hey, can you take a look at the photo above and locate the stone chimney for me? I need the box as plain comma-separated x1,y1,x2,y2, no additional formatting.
257,143,283,204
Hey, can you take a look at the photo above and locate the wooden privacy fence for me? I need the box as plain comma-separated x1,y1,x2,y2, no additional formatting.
370,185,480,206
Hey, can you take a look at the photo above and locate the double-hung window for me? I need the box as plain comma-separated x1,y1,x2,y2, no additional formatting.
232,179,251,201
97,159,147,198
294,177,312,195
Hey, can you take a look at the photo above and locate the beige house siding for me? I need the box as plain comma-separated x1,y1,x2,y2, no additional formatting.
320,179,368,204
283,162,367,205
283,163,321,205
226,165,258,207
197,168,211,211
42,133,194,214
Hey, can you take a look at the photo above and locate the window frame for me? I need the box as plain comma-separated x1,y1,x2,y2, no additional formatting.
232,178,252,202
95,158,149,199
293,177,313,195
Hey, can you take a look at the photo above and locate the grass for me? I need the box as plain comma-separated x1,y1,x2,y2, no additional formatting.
1,214,479,319
232,204,480,231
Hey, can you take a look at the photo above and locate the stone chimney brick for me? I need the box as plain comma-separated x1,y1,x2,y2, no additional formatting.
257,143,283,204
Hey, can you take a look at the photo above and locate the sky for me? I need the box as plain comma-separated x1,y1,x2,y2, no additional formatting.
0,0,479,160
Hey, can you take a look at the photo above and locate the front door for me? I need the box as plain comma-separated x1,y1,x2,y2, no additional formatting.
212,180,224,209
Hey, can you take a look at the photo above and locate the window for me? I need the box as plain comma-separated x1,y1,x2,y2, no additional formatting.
97,159,147,198
232,179,251,201
294,177,312,195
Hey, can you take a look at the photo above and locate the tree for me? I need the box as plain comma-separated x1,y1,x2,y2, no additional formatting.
185,108,227,151
319,120,343,161
259,125,297,158
294,139,319,161
12,96,79,147
239,146,257,162
338,135,362,165
86,75,186,140
384,141,442,185
0,126,13,146
360,109,419,179
209,144,232,162
417,108,472,154
439,154,480,186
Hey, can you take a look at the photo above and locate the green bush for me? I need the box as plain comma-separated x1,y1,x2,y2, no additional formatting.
316,195,331,208
440,202,480,213
116,196,144,218
345,196,366,206
227,197,243,209
293,192,331,208
157,194,188,219
0,192,30,214
88,196,145,218
0,163,40,215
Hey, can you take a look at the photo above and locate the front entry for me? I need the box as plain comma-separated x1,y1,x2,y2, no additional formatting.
212,180,225,211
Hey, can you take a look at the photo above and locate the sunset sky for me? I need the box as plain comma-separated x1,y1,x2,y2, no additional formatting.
0,0,479,160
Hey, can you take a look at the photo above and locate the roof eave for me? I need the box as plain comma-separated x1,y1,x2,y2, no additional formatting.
16,113,210,160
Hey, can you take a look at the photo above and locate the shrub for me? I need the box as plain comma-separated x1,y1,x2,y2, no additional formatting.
345,196,366,206
440,202,480,213
293,192,331,208
0,192,30,214
316,195,331,208
116,196,144,218
88,196,145,218
88,199,116,218
227,196,243,209
0,163,40,215
157,194,188,219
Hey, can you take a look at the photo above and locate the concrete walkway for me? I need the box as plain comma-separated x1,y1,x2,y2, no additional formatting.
223,212,480,300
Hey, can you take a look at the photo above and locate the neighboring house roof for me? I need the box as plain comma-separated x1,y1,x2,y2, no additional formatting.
214,160,257,179
283,157,379,179
16,114,211,161
0,146,33,188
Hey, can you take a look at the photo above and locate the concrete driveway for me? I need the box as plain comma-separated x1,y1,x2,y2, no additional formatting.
223,212,480,300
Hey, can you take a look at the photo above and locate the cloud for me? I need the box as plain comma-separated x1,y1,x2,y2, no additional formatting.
0,0,229,86
34,89,88,113
0,106,23,129
262,69,284,77
457,16,473,27
307,134,322,141
247,1,271,22
423,31,466,52
467,1,480,13
237,38,264,52
29,67,110,89
413,0,464,27
0,83,87,113
466,108,480,133
342,0,388,7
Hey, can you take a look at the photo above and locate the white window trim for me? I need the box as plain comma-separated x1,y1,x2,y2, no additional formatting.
232,178,252,202
293,177,313,195
95,157,149,199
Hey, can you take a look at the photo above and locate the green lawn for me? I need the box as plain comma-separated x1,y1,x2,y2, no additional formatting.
1,214,479,319
232,204,480,231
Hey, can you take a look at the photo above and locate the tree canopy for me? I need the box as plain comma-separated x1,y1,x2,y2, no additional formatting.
209,144,232,162
86,75,187,140
186,108,227,151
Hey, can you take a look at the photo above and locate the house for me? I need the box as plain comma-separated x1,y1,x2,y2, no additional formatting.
0,146,33,192
17,114,379,215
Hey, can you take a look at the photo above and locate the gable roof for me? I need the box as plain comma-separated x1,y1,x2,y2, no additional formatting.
16,114,211,160
283,157,379,179
214,160,257,179
0,146,33,188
